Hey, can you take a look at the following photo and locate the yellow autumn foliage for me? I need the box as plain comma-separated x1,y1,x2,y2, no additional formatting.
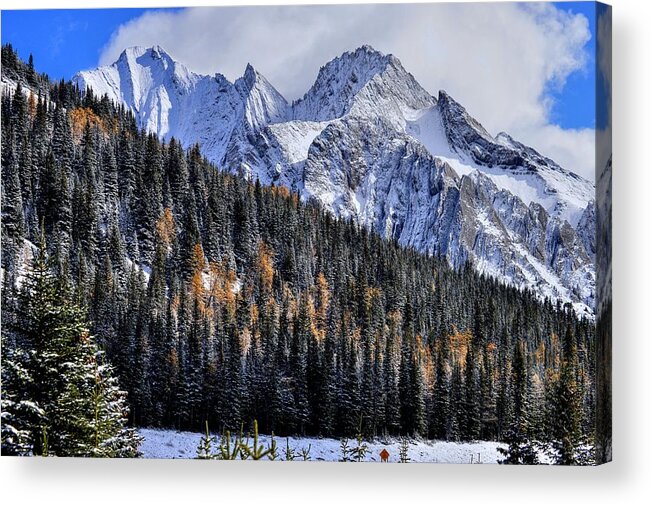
69,107,108,143
155,208,176,250
207,260,237,316
416,335,435,389
271,185,291,200
449,327,473,367
256,242,274,296
27,92,37,119
312,273,331,341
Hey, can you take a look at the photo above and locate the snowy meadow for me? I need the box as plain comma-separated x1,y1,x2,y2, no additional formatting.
139,428,505,463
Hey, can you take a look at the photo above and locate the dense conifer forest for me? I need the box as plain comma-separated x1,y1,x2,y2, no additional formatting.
1,46,596,463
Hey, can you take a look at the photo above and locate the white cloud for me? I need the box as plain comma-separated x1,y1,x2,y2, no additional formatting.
520,124,596,179
98,2,596,181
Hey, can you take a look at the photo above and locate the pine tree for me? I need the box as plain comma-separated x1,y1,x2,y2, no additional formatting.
1,331,44,455
462,341,481,440
291,294,312,434
398,300,426,437
431,343,450,439
399,437,410,463
498,428,539,465
196,421,215,459
383,314,402,435
548,327,584,465
1,131,24,242
52,336,142,457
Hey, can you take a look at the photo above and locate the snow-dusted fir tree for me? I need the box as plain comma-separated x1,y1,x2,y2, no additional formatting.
1,232,140,457
547,327,591,465
49,332,142,457
498,339,539,465
0,333,44,455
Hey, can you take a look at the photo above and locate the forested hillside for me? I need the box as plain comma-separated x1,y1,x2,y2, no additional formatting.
1,46,595,463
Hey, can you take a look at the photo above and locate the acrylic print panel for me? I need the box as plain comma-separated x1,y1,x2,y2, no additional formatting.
0,1,612,464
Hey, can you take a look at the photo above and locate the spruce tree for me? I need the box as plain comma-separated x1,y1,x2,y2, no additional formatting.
548,328,584,465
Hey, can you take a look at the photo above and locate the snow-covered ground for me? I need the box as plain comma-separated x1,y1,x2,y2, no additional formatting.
139,428,505,463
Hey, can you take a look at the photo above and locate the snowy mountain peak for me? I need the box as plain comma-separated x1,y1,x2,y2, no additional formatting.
242,63,258,86
429,88,594,228
235,64,288,130
291,46,392,121
340,44,394,69
117,45,148,61
355,44,383,55
495,131,516,146
116,45,177,74
329,44,393,72
149,44,169,59
74,45,205,138
237,63,281,99
293,45,434,122
342,44,405,72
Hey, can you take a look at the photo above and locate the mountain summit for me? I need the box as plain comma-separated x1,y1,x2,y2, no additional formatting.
74,45,596,314
292,45,434,122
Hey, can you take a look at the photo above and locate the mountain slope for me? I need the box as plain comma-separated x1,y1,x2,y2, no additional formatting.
74,45,596,314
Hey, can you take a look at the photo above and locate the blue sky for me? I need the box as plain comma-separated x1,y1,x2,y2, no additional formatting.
1,8,178,79
550,1,596,129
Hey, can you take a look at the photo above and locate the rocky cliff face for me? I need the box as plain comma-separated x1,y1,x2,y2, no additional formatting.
75,45,596,316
